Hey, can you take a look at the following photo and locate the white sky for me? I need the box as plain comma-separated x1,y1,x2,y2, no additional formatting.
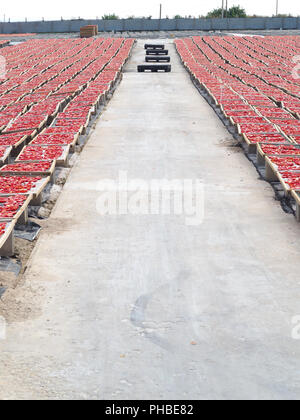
1,0,299,22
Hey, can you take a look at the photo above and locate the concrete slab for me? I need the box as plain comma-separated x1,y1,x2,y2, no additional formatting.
1,40,300,400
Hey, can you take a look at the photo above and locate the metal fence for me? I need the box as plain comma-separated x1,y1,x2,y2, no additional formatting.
0,17,300,34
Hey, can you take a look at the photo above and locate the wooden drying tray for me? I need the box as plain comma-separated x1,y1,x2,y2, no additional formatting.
36,128,79,151
0,160,56,183
16,144,70,167
256,143,300,167
0,194,33,225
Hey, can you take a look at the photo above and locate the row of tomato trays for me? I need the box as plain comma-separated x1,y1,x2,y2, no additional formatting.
0,41,129,138
187,71,300,153
5,39,120,89
0,180,50,252
223,97,300,146
199,36,300,105
0,59,127,151
201,83,300,140
255,144,300,220
0,94,95,231
0,38,120,131
178,61,300,210
185,38,299,114
0,41,80,248
205,43,300,120
0,45,130,162
0,74,117,165
4,39,123,103
0,61,84,107
0,87,123,158
0,41,135,254
0,79,121,198
0,66,115,131
207,107,300,218
198,85,300,163
2,38,119,79
0,39,106,96
0,62,97,129
257,144,300,191
175,38,300,220
193,79,300,154
1,75,109,121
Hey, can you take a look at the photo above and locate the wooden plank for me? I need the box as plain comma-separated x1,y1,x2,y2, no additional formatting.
275,171,297,195
241,134,258,154
0,219,16,257
29,176,51,206
264,157,279,182
0,160,56,180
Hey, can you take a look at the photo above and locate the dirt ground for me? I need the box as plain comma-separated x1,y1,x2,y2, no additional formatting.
0,165,73,321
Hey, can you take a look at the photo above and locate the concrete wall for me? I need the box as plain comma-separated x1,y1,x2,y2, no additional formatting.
0,17,300,34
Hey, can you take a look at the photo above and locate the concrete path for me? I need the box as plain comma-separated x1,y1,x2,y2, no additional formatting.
1,39,300,400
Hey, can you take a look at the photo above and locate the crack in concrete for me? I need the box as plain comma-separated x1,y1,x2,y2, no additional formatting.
130,293,173,353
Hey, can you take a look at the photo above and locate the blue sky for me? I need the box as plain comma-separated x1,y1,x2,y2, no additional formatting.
1,0,299,22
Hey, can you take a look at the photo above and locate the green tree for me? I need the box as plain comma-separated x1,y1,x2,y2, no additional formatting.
174,15,183,19
102,14,119,20
207,8,223,18
228,5,246,18
206,5,247,18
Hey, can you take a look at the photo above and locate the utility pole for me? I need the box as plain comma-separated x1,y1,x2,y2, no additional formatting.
222,0,224,18
225,0,228,18
159,4,162,20
276,0,279,16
